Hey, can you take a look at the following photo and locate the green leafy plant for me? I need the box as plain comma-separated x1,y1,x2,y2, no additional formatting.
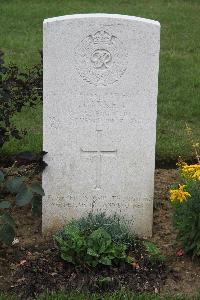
171,180,200,257
54,215,134,268
0,49,42,148
169,124,200,257
143,241,165,263
0,166,44,245
69,213,135,247
54,224,86,265
86,228,128,267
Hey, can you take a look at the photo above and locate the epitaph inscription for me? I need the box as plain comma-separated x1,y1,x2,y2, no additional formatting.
75,30,128,86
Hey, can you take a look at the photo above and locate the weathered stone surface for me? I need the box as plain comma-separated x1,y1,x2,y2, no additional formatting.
43,13,160,236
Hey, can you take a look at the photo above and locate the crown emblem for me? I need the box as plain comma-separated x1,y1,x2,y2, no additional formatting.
92,31,112,45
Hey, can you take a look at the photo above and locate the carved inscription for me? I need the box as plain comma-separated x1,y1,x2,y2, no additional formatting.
91,49,112,69
81,129,117,190
63,91,149,127
47,194,152,211
75,30,128,86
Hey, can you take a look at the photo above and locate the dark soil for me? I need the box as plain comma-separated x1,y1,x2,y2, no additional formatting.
8,244,166,299
0,164,200,299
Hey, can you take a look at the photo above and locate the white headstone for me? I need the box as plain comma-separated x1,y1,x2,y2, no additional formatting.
43,14,160,237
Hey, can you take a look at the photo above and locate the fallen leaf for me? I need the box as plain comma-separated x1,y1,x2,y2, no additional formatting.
12,238,19,245
16,277,26,283
176,249,184,257
132,262,140,269
17,260,27,267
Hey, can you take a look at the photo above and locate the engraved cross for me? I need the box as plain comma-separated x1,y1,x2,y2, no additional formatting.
81,129,117,190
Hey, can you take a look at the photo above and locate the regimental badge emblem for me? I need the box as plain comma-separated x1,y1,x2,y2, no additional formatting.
75,30,128,86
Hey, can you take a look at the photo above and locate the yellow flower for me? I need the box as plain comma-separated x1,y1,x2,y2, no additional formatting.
176,159,187,167
170,184,191,203
192,169,200,180
180,163,200,181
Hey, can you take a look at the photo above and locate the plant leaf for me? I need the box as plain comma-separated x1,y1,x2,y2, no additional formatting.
30,181,45,196
87,228,112,254
61,253,74,263
16,187,33,206
98,276,112,284
99,256,112,266
0,170,4,183
6,177,24,194
0,223,15,245
0,200,11,209
0,212,16,227
31,195,42,216
87,248,99,257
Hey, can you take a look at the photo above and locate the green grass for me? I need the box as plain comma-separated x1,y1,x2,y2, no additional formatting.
37,291,200,300
1,291,200,300
0,0,200,159
2,103,42,155
0,294,15,300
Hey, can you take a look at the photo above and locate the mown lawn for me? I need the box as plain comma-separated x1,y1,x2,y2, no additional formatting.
37,291,200,300
1,291,200,300
1,0,200,160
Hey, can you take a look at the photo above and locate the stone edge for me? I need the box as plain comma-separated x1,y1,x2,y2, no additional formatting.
43,13,160,27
